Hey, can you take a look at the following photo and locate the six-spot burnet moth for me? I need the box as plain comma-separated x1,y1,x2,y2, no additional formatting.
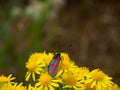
48,44,72,77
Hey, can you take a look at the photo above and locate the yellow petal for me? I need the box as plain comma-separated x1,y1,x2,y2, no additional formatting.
44,86,48,90
32,72,35,81
97,82,101,90
35,70,41,74
8,74,16,81
50,82,59,87
55,70,63,77
63,85,71,88
91,81,96,88
39,85,44,90
35,82,41,87
25,72,31,81
48,84,55,90
52,79,62,83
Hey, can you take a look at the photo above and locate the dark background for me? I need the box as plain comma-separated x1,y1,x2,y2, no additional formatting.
0,0,120,85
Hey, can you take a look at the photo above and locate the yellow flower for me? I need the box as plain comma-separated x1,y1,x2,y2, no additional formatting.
86,69,113,90
25,52,46,81
0,74,15,83
2,83,26,90
73,67,90,84
0,74,15,89
59,53,77,74
62,72,85,89
44,52,54,66
24,51,120,90
107,83,120,90
35,72,62,90
76,67,89,77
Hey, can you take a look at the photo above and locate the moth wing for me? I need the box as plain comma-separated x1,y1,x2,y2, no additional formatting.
48,58,56,67
48,65,58,77
48,59,59,77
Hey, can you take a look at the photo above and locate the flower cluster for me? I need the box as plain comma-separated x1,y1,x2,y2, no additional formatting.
0,74,27,90
25,51,119,90
0,51,119,90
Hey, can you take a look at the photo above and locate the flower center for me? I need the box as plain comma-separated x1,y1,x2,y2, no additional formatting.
92,71,105,81
67,76,76,85
40,73,52,86
26,62,37,72
60,60,70,69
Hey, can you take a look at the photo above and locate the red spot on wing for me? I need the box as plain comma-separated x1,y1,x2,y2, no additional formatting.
49,69,56,74
55,57,61,61
51,63,58,66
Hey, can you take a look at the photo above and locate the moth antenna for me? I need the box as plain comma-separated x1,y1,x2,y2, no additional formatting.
55,42,59,53
62,44,72,52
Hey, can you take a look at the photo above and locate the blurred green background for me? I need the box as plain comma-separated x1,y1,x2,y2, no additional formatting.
0,0,120,85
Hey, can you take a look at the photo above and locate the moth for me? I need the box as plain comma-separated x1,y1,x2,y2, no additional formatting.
48,44,72,77
48,53,61,77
